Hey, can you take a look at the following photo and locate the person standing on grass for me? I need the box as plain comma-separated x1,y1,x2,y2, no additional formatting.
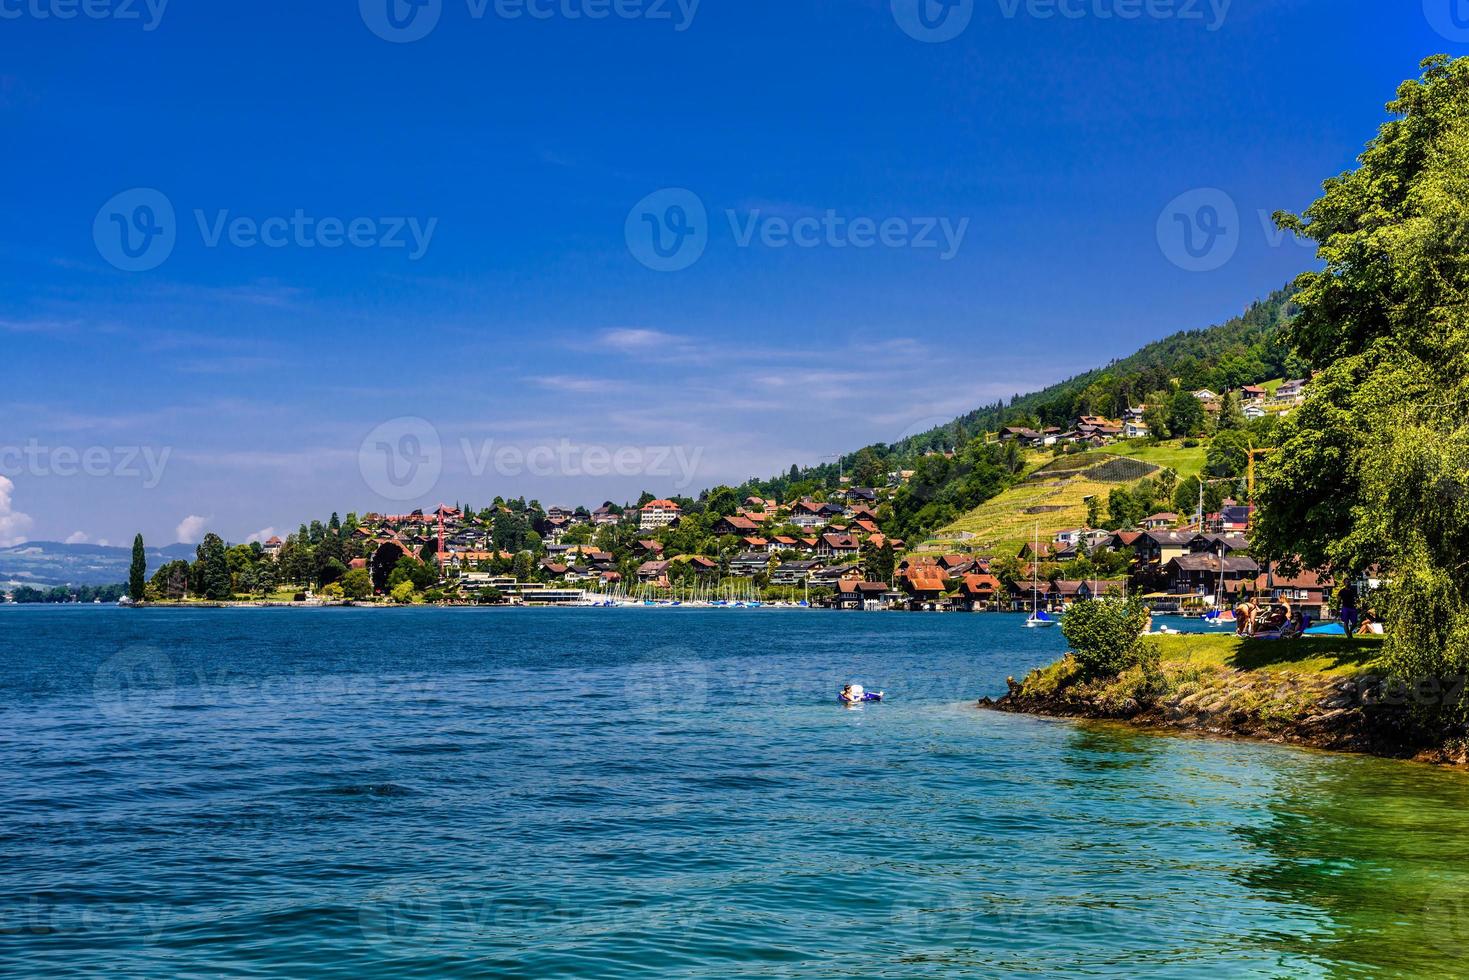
1337,582,1360,635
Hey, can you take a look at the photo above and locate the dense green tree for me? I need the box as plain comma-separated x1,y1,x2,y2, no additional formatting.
128,534,147,602
341,568,373,599
1253,56,1469,723
1206,430,1252,479
1215,390,1247,432
1167,390,1207,438
196,533,232,601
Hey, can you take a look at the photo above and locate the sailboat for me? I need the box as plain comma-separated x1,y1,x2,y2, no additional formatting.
1025,523,1056,628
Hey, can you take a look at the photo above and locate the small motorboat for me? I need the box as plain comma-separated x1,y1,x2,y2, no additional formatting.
840,684,884,705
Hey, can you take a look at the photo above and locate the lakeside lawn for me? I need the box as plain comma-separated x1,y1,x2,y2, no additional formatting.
1150,633,1388,677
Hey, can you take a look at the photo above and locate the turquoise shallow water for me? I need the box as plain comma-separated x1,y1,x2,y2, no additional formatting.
4,606,1469,978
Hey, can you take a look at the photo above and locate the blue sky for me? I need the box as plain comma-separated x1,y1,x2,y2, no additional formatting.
0,0,1452,546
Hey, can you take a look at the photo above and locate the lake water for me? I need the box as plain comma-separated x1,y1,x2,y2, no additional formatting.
4,606,1469,978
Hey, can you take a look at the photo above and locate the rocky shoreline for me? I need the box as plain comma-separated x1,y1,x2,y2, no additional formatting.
979,657,1469,767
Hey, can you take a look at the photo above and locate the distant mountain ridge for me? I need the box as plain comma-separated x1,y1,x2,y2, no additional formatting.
0,541,198,589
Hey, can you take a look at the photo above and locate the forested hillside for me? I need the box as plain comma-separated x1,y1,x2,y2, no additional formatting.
728,286,1301,542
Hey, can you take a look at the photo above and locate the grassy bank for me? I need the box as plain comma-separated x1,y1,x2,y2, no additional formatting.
983,633,1469,765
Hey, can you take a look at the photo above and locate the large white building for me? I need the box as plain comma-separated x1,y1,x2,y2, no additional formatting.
638,499,682,530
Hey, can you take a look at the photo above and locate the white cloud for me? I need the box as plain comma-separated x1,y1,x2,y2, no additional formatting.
175,515,211,544
0,476,33,547
64,531,89,544
246,527,278,544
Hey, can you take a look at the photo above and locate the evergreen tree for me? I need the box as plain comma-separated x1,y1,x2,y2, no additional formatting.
128,533,147,602
196,533,232,601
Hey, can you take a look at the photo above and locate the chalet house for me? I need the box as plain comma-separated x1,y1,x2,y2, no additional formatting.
902,567,949,607
813,563,861,587
741,536,773,553
1256,563,1335,619
772,560,825,585
1165,555,1262,602
819,533,861,558
1188,533,1250,556
770,535,801,552
636,539,665,556
847,504,880,523
729,552,772,577
1276,379,1309,402
1133,530,1196,566
636,560,670,584
713,515,760,536
1006,581,1048,613
1205,504,1254,534
262,535,284,557
1046,580,1120,605
546,506,574,522
1054,528,1088,546
1192,389,1219,402
682,555,719,575
938,554,983,575
1239,385,1268,404
539,560,569,579
1123,421,1151,439
1141,513,1178,531
957,573,1002,611
790,501,843,529
1019,540,1076,562
639,499,682,531
999,426,1045,447
1106,530,1143,553
1124,405,1147,423
591,505,621,526
1243,404,1268,420
832,581,894,610
844,487,878,505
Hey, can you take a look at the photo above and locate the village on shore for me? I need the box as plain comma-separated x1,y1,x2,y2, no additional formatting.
81,378,1359,621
